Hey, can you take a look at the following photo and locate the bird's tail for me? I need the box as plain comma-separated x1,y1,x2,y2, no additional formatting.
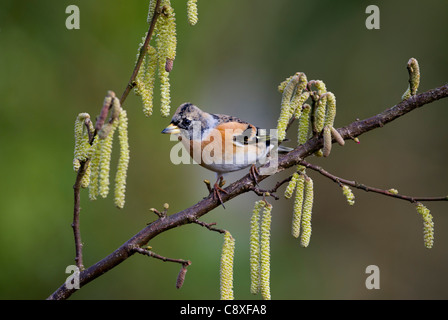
277,145,293,154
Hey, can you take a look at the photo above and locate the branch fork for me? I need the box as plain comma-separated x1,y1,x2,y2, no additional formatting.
149,203,169,219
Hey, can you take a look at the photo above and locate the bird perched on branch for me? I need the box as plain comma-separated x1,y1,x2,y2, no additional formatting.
162,103,292,207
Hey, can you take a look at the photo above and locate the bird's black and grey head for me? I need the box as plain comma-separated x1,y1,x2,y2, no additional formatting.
161,103,217,140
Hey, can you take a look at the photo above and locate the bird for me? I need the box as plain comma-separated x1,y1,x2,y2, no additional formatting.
162,103,292,207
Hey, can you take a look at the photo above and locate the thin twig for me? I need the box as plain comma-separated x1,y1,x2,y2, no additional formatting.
300,160,448,203
193,219,225,234
149,208,165,219
72,160,89,271
132,245,191,266
149,203,169,219
251,175,293,200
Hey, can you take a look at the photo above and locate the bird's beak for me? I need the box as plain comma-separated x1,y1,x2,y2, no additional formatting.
162,123,180,134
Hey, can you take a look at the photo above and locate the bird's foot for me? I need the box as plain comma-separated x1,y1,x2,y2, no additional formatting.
212,176,228,209
249,164,260,186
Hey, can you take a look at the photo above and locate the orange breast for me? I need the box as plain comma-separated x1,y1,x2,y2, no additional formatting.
186,122,253,165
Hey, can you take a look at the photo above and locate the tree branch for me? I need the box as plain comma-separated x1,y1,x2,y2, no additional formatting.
48,84,448,300
193,219,226,234
337,84,448,141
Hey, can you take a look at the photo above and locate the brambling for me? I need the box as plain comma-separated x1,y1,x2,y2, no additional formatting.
162,103,291,207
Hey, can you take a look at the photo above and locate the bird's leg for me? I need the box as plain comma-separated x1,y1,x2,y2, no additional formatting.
212,175,228,209
249,164,260,186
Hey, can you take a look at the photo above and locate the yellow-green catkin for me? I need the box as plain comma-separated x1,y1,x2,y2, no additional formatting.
114,110,130,209
158,57,171,117
314,149,324,157
402,58,420,100
416,203,434,249
401,87,411,100
260,203,272,300
310,80,327,96
342,185,355,206
388,188,399,195
80,163,91,189
135,45,158,117
220,231,235,300
277,74,301,141
297,104,311,145
292,174,305,238
284,172,299,199
147,0,157,23
134,37,149,114
289,73,308,118
73,113,91,170
322,125,332,157
187,0,198,26
155,0,177,117
300,177,314,248
88,136,101,200
98,121,119,199
160,1,177,62
313,94,327,133
250,200,265,295
408,58,420,96
73,159,81,172
323,92,336,128
278,77,291,93
291,91,310,122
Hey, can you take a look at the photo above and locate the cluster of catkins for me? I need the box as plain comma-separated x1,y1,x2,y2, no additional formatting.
135,0,199,118
284,168,314,247
219,201,273,300
72,92,130,209
277,72,344,157
249,201,273,300
220,231,236,300
277,72,354,247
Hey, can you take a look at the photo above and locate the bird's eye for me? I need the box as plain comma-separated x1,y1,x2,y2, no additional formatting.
183,119,191,126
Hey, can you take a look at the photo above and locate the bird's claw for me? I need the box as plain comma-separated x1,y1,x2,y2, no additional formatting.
249,164,260,186
212,176,228,209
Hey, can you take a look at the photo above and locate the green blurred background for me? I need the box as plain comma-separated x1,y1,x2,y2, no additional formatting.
1,0,448,300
